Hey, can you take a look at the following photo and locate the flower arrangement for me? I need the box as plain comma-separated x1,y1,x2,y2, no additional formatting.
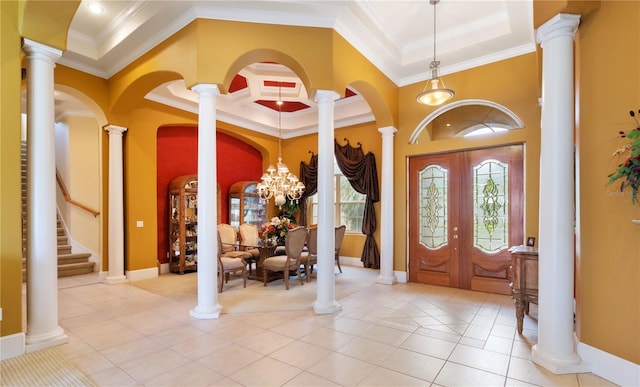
260,216,295,246
607,109,640,205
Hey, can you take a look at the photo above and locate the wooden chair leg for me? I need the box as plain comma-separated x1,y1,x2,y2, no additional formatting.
284,270,289,290
335,253,342,273
243,269,247,288
263,268,268,286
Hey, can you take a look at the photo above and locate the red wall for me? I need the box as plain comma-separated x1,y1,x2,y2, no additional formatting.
156,125,263,264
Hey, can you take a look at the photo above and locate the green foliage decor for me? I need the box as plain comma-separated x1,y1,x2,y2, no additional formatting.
608,109,640,204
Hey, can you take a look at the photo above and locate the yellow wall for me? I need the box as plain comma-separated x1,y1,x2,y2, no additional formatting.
0,0,24,336
284,121,384,259
123,101,281,271
19,0,79,50
576,1,640,364
397,53,542,272
4,1,638,366
67,116,101,253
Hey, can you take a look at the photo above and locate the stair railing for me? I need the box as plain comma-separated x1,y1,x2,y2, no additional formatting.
55,170,100,217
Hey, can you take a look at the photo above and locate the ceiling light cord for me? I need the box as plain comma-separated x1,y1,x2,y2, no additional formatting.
416,0,454,106
432,0,438,65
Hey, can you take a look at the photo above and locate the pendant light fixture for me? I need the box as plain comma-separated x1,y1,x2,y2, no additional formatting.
416,0,454,106
256,87,305,209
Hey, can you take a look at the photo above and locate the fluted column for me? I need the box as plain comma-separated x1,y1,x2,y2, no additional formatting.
190,84,222,319
313,90,342,314
377,126,397,285
104,125,128,285
22,39,67,352
533,13,588,374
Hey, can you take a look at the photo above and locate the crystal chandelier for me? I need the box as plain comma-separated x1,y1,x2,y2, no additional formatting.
256,88,305,209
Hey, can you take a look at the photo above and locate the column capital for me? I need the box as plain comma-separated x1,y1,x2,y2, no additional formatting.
536,14,581,45
314,90,340,103
378,126,398,136
22,39,62,62
104,125,128,136
192,83,221,96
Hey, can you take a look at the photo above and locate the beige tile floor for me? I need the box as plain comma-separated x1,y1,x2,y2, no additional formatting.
50,267,615,386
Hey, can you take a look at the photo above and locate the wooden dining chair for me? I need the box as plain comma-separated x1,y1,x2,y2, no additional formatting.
217,223,252,261
334,225,346,273
217,231,247,292
262,226,308,289
301,227,318,282
238,223,260,274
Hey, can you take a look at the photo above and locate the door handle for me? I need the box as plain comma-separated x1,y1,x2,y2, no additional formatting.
453,226,458,231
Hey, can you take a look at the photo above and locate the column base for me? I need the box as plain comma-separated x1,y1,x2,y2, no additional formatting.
313,299,342,314
26,326,68,353
532,343,591,374
190,304,222,319
377,274,397,285
104,275,128,285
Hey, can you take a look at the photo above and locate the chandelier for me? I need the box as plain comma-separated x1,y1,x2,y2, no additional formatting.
256,88,305,209
416,0,454,106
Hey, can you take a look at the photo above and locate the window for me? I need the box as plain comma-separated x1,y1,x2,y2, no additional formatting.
308,159,366,232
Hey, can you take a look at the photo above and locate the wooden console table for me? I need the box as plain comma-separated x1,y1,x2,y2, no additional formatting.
509,245,538,334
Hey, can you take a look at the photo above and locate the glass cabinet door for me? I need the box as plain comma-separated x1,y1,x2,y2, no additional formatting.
229,181,267,228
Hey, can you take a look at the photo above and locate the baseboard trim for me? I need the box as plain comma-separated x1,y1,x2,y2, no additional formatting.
339,256,361,267
394,270,407,283
577,340,640,386
126,267,158,282
0,332,25,360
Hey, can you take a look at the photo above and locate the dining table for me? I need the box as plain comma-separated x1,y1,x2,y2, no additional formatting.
242,244,283,282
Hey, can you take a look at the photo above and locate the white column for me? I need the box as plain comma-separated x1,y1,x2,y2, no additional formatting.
104,125,128,285
313,90,342,314
377,126,397,285
190,84,222,319
533,13,588,374
22,39,67,352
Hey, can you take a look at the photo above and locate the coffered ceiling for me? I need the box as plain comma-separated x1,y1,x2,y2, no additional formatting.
51,0,536,137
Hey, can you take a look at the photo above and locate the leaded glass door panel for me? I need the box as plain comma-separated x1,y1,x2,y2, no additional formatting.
408,153,461,287
409,145,523,295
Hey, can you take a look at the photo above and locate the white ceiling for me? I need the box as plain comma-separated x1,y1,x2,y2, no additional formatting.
52,0,536,136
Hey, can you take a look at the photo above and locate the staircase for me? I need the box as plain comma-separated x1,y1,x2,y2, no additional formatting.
21,141,96,281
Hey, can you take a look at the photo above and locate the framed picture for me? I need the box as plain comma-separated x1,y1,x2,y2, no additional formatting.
526,237,536,247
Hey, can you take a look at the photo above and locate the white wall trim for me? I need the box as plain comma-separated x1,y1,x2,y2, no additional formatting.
394,270,407,283
125,267,158,282
577,340,640,386
0,332,25,360
159,262,170,274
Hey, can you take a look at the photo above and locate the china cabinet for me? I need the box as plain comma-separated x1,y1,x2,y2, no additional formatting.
168,175,222,274
228,181,267,228
169,175,199,274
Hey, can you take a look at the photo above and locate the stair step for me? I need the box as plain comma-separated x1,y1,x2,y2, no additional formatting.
58,236,68,244
58,245,72,254
58,252,91,265
58,261,95,277
57,228,65,236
